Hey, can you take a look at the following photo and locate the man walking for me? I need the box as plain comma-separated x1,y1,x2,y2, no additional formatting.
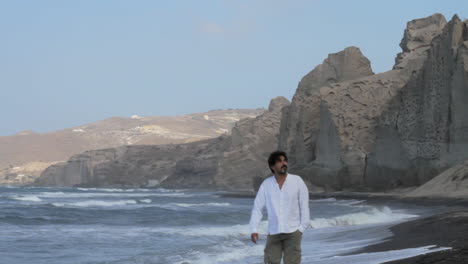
250,151,310,264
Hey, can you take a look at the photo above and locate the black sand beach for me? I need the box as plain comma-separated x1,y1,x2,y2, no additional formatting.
334,194,468,264
369,211,468,264
223,191,468,263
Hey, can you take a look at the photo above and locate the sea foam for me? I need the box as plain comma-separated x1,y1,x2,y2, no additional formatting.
51,199,138,208
76,188,152,192
11,195,42,202
174,203,231,207
37,191,187,198
310,206,417,229
156,221,268,237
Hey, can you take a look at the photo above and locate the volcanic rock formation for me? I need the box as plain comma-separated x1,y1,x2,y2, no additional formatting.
35,14,468,196
1,109,262,185
279,14,468,192
35,98,290,189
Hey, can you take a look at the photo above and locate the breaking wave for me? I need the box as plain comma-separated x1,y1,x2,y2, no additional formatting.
174,203,231,207
37,191,187,198
51,200,139,208
156,221,268,237
310,206,417,228
10,195,42,202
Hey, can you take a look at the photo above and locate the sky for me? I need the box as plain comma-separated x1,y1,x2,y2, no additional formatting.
0,0,466,136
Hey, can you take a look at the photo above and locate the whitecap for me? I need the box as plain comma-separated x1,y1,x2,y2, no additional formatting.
76,188,152,192
10,195,42,202
51,199,138,208
336,199,366,206
177,241,264,264
174,203,231,207
37,192,187,198
310,206,417,229
155,221,268,237
314,198,337,202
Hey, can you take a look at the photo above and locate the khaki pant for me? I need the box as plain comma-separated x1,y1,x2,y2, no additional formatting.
264,229,302,264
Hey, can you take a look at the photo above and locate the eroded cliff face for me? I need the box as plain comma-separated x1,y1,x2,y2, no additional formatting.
35,98,289,189
0,109,263,186
366,15,468,190
36,14,468,193
36,138,228,188
278,47,374,170
279,14,468,191
215,97,290,189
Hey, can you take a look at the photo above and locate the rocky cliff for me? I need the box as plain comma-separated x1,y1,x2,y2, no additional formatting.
366,15,468,190
213,97,290,189
35,138,227,188
278,47,374,168
1,109,263,185
35,14,468,194
279,14,468,192
35,98,289,189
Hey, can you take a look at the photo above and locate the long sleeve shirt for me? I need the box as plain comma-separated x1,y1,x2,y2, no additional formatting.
249,174,310,235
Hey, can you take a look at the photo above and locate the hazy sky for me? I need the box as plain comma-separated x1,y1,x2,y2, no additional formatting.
0,0,466,136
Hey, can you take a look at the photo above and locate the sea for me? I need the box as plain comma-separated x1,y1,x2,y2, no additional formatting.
0,186,452,264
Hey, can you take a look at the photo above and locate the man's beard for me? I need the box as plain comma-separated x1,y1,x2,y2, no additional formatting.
278,166,288,175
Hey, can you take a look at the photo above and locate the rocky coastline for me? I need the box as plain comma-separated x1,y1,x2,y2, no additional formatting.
12,13,468,263
220,190,468,263
29,14,468,201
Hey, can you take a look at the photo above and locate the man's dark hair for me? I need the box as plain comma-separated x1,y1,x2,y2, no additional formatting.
268,151,288,173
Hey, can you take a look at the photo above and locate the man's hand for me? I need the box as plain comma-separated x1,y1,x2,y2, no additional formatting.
251,233,259,244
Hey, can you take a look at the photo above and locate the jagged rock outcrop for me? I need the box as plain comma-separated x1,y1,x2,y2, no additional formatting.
35,14,468,194
35,98,290,189
214,97,290,189
1,109,263,186
394,13,447,69
309,70,409,190
279,14,468,191
36,137,228,188
278,47,374,169
366,15,468,190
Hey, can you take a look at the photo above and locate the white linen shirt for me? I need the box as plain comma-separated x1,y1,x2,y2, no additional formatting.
249,174,310,235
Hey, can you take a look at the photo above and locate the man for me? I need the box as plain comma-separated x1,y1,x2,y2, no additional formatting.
249,151,310,264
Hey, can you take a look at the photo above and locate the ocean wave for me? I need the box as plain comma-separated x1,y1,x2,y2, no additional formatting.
51,199,139,208
174,203,231,207
156,221,268,237
335,199,366,206
312,198,365,206
139,199,152,203
76,188,153,192
37,192,188,198
175,241,264,264
155,188,185,193
150,202,232,211
313,198,337,202
310,206,417,229
10,195,42,202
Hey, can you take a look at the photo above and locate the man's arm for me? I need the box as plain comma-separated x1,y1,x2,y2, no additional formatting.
298,178,310,233
249,183,266,243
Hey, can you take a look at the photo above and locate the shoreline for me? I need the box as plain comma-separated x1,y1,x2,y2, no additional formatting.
220,190,468,207
4,186,468,262
360,211,468,264
310,193,468,263
221,190,468,263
